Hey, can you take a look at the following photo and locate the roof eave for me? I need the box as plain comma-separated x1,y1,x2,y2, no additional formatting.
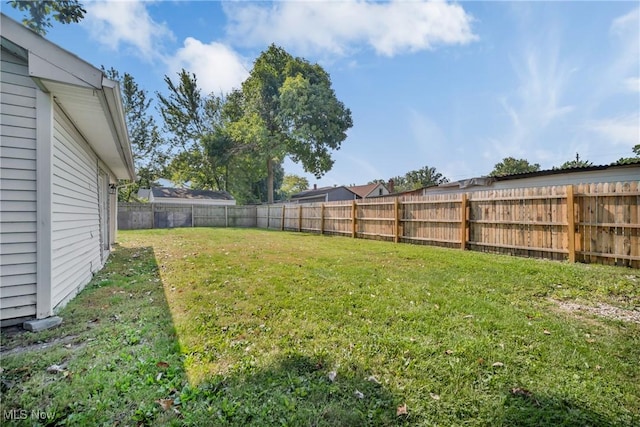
1,13,135,181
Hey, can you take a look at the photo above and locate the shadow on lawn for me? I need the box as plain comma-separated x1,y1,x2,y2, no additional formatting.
180,352,407,426
0,244,187,426
499,388,625,427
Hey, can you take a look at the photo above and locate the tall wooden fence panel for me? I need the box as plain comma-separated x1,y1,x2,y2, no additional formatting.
467,186,568,260
119,204,256,229
574,182,639,267
400,194,462,248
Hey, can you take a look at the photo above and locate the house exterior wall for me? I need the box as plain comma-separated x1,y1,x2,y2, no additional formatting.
488,167,640,190
0,48,38,324
294,195,327,204
50,103,104,310
367,184,389,198
327,187,357,202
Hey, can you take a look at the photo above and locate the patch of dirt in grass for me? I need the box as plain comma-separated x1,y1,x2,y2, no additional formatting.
0,330,84,357
551,299,640,324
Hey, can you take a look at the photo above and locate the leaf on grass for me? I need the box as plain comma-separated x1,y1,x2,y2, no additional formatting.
46,364,67,374
477,358,485,365
510,387,532,398
444,349,453,355
157,399,174,411
366,375,381,384
328,371,337,382
543,329,551,335
430,393,440,400
156,372,163,381
396,403,408,416
354,390,364,399
156,361,170,369
492,362,504,367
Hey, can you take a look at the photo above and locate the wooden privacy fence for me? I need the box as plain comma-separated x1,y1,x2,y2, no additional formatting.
118,203,257,230
256,182,640,268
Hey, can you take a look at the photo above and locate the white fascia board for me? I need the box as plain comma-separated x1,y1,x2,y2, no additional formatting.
1,13,102,88
100,76,136,181
28,51,97,88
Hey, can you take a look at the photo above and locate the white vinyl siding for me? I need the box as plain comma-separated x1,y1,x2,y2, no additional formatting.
51,103,102,309
0,48,38,323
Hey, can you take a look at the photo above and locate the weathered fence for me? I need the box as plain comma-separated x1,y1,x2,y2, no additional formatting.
118,204,257,230
118,182,639,268
256,182,639,268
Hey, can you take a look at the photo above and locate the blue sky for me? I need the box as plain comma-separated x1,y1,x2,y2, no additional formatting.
4,1,639,187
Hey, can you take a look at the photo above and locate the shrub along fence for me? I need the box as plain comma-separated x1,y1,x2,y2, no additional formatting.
119,181,639,268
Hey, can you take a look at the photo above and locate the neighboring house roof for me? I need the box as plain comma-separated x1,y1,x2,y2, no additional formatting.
491,160,640,181
151,187,235,200
0,13,135,180
348,183,388,198
291,183,389,201
424,161,640,193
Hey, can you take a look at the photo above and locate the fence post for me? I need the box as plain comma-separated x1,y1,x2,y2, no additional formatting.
460,194,468,250
281,205,285,231
298,205,303,232
191,204,194,227
151,203,155,229
566,185,576,263
225,206,228,227
351,200,357,238
320,203,325,235
394,198,400,243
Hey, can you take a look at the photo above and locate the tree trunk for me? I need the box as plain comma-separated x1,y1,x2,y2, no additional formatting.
267,157,274,204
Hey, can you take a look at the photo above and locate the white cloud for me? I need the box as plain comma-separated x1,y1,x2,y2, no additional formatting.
167,38,249,95
223,0,477,57
611,7,639,36
83,0,174,60
588,113,640,146
494,38,576,158
624,77,640,93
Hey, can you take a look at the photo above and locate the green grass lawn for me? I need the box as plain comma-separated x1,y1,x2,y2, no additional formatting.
1,228,639,426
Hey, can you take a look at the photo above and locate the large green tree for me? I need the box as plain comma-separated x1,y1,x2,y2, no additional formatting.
279,174,310,200
157,70,278,204
386,165,449,192
103,68,167,201
8,0,85,35
157,70,226,190
489,157,541,177
230,45,353,203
